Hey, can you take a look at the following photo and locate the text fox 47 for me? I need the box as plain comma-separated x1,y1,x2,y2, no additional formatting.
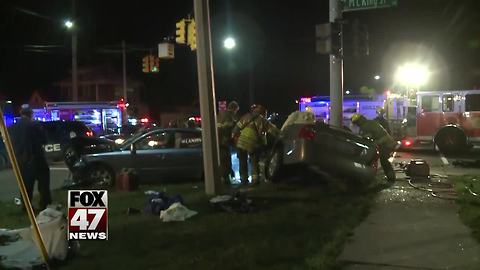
68,190,108,240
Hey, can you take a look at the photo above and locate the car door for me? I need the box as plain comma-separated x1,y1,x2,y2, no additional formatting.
131,130,175,181
170,130,203,178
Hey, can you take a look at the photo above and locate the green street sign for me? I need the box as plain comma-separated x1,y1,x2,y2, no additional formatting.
342,0,398,12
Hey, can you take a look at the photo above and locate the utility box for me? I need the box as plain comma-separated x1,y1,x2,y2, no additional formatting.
406,159,430,179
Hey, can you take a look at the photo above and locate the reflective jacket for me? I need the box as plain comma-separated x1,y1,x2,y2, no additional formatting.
232,113,279,153
358,119,396,149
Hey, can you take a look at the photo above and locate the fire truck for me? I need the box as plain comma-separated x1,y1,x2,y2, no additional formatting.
400,90,480,152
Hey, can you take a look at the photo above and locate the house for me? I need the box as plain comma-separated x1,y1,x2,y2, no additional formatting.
55,65,142,108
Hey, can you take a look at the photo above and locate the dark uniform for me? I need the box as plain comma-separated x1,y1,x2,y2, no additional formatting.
9,116,52,210
217,109,238,183
352,114,396,182
374,115,391,135
232,109,279,185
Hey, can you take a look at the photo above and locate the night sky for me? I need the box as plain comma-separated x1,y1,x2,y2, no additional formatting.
1,0,480,117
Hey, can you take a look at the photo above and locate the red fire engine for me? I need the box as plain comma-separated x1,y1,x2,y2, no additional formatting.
399,90,480,152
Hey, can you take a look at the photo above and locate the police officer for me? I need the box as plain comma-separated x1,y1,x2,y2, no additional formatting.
217,101,240,184
351,113,396,182
9,104,52,210
375,107,391,135
232,104,280,185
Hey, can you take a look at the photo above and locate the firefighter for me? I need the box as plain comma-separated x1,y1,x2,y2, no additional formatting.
217,101,240,184
375,107,391,135
232,104,280,185
351,113,396,182
8,104,52,210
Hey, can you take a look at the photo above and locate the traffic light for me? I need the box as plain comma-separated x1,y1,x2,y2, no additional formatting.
142,56,150,73
175,19,186,44
150,55,160,72
187,19,197,51
315,21,342,56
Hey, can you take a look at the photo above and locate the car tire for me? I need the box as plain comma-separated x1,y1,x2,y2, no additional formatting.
64,145,80,170
434,127,467,154
265,147,284,183
87,164,115,188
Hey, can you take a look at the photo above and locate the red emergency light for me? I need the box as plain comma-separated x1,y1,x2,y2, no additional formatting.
86,131,94,137
140,117,150,124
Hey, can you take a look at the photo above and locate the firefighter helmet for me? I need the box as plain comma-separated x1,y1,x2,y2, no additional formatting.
351,113,366,125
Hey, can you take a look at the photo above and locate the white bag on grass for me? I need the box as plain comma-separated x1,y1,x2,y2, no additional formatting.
159,203,197,222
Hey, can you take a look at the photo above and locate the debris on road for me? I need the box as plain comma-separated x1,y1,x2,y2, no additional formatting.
0,208,70,269
452,159,480,168
144,191,184,215
210,192,256,213
159,203,197,222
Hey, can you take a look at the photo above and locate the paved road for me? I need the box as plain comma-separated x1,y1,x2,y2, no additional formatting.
339,147,480,269
0,163,70,201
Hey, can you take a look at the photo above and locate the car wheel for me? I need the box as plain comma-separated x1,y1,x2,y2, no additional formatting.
88,165,115,188
265,147,283,182
64,146,80,170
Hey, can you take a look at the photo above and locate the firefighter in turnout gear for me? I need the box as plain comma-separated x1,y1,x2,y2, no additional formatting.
351,113,396,182
217,101,240,184
374,107,391,135
232,104,280,185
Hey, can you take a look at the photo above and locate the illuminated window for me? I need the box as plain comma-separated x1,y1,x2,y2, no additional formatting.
442,94,454,112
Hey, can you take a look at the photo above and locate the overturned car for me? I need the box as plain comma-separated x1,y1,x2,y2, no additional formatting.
265,112,379,183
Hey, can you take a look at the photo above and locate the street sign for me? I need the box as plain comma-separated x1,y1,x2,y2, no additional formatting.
342,0,398,12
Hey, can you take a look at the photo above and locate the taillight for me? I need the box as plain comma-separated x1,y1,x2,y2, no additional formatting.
86,131,94,137
298,125,316,140
402,139,413,147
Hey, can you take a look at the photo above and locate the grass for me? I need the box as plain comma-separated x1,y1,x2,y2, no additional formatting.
0,182,375,270
451,175,480,242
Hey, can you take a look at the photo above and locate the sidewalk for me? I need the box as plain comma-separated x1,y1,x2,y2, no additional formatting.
338,168,480,269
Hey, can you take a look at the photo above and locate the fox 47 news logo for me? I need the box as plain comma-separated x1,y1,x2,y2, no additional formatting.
68,190,108,240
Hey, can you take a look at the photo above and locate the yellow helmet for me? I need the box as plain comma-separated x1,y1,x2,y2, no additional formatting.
351,113,366,124
305,106,313,113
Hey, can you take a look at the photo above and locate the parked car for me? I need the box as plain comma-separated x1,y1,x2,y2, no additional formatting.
72,128,203,186
265,122,379,184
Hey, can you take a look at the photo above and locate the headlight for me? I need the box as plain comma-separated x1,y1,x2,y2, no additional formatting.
115,138,125,144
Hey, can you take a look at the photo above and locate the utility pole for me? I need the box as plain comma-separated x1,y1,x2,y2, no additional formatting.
122,40,127,102
329,0,343,128
71,0,78,101
193,0,220,195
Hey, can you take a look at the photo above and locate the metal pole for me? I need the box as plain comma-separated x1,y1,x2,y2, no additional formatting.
193,0,220,195
122,40,128,102
0,109,50,268
249,65,254,105
71,0,78,102
329,0,343,127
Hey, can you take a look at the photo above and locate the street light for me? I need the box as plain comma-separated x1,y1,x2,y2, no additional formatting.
374,75,381,80
223,37,236,50
394,63,430,88
64,20,74,29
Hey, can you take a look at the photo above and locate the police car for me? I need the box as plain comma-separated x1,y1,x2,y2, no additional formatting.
40,121,95,161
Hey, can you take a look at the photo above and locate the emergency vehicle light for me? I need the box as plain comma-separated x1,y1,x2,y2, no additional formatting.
300,97,312,103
